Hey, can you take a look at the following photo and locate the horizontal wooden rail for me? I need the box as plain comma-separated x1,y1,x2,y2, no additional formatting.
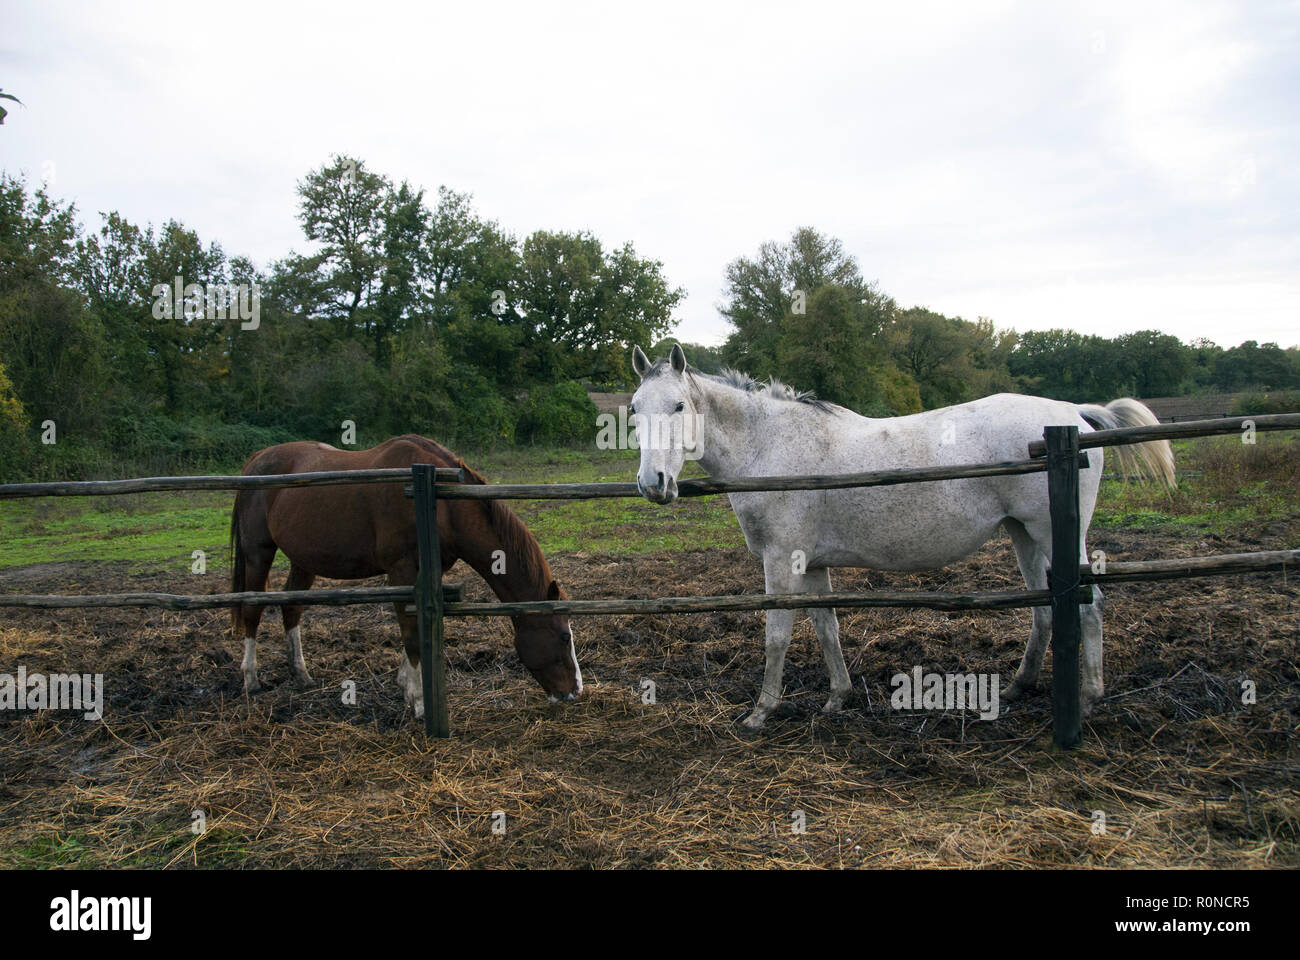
429,548,1295,617
1027,411,1300,458
0,467,466,500
1080,549,1297,584
441,586,1093,617
0,549,1288,617
0,584,463,610
420,454,1092,501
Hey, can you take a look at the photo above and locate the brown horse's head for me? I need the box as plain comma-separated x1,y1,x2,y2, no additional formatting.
513,580,583,701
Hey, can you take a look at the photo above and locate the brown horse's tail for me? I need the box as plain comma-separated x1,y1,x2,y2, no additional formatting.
229,493,246,636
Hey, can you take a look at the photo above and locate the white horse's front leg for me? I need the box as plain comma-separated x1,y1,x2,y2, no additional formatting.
744,608,795,729
744,554,801,729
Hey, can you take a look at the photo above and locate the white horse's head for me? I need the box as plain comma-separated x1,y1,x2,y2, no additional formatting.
630,343,701,504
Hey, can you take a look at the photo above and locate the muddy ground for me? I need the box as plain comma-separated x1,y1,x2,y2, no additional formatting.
1,519,1297,868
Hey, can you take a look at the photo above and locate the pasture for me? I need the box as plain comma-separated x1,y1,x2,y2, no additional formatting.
1,436,1297,868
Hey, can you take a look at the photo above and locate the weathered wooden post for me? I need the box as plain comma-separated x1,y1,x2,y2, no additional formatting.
1044,425,1083,749
412,464,449,738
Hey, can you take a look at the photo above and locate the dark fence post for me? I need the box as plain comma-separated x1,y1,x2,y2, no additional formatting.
412,464,449,738
1044,425,1083,749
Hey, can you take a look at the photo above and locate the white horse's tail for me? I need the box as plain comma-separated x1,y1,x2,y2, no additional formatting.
1075,398,1177,490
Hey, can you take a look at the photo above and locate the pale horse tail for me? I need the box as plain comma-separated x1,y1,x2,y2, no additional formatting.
1075,398,1177,490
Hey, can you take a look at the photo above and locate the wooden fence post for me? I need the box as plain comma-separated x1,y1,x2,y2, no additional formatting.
412,464,449,738
1044,425,1083,749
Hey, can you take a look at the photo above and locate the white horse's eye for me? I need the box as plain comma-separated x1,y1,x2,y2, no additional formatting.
628,404,636,415
675,402,685,412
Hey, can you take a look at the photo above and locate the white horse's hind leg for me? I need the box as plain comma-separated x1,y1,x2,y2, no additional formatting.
1081,586,1104,714
806,567,851,714
743,553,802,729
1002,519,1051,701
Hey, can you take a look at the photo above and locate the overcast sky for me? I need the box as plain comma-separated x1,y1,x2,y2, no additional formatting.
4,0,1298,348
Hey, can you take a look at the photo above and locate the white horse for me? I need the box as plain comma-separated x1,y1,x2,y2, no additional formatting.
629,344,1175,729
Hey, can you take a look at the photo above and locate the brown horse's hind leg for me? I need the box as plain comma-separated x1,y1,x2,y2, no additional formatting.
237,545,275,693
282,564,317,685
233,492,277,693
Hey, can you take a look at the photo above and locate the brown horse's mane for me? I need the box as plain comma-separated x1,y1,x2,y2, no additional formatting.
393,435,557,597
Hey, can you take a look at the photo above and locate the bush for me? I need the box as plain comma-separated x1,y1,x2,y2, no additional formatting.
0,429,33,481
515,381,598,446
1230,391,1300,416
101,414,293,476
450,370,518,452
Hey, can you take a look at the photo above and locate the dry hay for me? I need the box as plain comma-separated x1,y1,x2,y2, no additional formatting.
0,519,1297,868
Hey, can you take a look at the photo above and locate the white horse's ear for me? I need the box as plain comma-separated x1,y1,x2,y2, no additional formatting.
632,345,651,380
670,343,687,374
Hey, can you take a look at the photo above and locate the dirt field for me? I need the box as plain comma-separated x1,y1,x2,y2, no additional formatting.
1,519,1297,868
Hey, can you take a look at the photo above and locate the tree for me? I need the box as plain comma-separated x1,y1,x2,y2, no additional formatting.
0,175,113,435
719,227,890,380
519,230,681,386
1113,330,1192,397
294,155,390,340
778,285,906,412
892,308,1021,408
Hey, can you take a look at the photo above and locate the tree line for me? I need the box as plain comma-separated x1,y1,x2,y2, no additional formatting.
1,164,1297,481
0,156,680,478
707,227,1300,416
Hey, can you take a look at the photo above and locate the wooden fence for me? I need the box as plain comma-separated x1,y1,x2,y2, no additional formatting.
2,412,1298,747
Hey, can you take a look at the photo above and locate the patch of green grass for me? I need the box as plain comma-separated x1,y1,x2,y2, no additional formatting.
1092,431,1298,533
3,833,93,868
518,493,745,555
0,444,727,572
1,825,256,868
0,490,240,572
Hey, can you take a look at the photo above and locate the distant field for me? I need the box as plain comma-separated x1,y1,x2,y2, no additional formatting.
0,431,1294,574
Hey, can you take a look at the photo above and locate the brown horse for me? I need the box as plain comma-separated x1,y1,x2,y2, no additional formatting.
229,435,582,717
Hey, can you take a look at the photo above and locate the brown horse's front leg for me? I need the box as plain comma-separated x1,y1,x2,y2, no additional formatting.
388,562,423,719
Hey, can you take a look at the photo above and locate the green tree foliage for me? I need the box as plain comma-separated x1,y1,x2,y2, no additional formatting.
0,359,29,478
720,227,1300,415
891,309,1020,408
652,340,726,374
4,165,1298,483
719,227,912,414
720,227,890,383
778,286,915,414
0,159,687,479
519,231,682,388
515,381,598,446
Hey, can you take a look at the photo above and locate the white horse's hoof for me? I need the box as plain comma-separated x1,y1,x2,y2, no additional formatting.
243,678,262,695
823,692,849,714
292,671,315,687
741,711,767,730
1000,680,1032,702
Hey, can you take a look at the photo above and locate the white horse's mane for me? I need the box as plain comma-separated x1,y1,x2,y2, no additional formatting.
643,357,840,414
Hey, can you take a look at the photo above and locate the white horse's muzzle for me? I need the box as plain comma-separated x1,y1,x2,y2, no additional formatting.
637,472,679,504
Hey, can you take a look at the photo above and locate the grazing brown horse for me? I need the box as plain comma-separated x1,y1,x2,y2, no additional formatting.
229,435,582,718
